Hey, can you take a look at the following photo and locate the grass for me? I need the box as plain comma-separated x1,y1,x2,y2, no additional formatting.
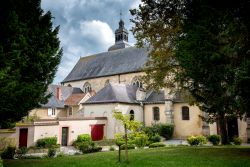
4,146,250,167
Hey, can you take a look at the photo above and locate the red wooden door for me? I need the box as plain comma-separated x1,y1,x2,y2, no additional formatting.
91,124,104,141
19,128,28,148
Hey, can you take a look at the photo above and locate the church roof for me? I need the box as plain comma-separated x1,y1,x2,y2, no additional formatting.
62,47,149,83
84,83,138,104
144,90,165,104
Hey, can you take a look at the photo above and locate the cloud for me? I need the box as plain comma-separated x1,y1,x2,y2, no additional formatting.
41,0,139,84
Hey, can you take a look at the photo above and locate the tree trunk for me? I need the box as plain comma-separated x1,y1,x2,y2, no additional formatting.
118,145,121,162
218,113,229,145
124,124,128,162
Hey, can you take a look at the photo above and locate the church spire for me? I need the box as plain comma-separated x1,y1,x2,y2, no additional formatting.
108,12,131,51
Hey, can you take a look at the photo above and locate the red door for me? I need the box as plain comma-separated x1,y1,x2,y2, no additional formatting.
91,124,104,141
19,128,28,148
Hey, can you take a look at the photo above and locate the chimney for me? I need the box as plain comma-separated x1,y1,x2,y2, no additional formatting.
56,86,62,100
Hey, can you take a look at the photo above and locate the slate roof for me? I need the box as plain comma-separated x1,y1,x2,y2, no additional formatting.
62,47,149,83
42,85,83,108
84,83,138,104
144,90,165,104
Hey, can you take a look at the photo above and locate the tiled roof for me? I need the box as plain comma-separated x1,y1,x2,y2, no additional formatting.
41,85,83,108
62,47,149,83
64,93,86,106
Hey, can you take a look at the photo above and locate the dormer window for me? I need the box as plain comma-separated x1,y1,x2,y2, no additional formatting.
132,77,143,88
83,82,91,93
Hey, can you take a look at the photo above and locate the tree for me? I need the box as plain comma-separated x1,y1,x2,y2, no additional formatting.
113,110,141,162
0,0,62,128
131,0,250,144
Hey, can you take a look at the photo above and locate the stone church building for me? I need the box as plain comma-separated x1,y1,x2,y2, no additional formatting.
1,19,249,147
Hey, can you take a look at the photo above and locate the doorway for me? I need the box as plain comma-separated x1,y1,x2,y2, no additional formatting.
227,118,239,141
19,128,28,148
91,124,104,141
61,127,69,146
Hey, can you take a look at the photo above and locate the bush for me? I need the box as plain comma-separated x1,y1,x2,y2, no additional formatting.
36,137,57,148
16,147,28,159
233,137,242,145
150,134,161,143
1,146,16,159
114,133,125,146
0,137,16,151
78,142,102,153
134,133,148,148
109,146,115,151
149,142,165,148
187,135,207,146
207,135,221,145
120,144,135,150
47,147,56,158
159,124,174,140
76,134,91,142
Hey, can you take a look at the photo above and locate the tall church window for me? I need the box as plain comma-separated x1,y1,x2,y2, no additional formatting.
153,107,160,121
182,106,190,120
130,110,135,121
83,82,92,93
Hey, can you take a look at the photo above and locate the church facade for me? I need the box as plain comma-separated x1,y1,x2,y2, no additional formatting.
1,19,249,148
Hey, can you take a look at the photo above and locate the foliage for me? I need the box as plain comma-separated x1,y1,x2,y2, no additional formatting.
109,146,115,151
159,124,174,140
150,135,161,143
16,147,28,159
120,144,136,150
0,137,16,151
0,0,62,127
1,146,15,159
36,137,57,148
114,133,125,146
207,135,221,146
148,142,166,148
232,137,242,145
47,147,56,158
0,157,2,167
94,139,115,146
131,0,250,145
76,134,91,143
187,136,207,146
4,147,250,167
73,134,102,154
134,133,148,148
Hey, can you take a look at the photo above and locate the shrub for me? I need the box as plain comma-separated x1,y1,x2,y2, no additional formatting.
1,146,16,159
120,144,135,150
149,142,165,148
78,142,102,153
16,147,28,159
0,137,16,151
115,133,125,146
233,137,242,145
187,135,207,146
109,146,115,151
159,124,174,140
134,133,148,148
47,147,56,158
36,137,57,148
76,134,91,142
150,134,161,143
207,135,221,145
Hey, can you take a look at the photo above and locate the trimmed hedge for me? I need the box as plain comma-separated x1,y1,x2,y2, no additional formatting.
149,142,165,148
233,137,242,145
187,135,207,146
36,137,57,148
120,144,136,150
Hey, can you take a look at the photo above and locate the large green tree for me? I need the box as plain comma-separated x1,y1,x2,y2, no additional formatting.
0,0,62,128
131,0,250,144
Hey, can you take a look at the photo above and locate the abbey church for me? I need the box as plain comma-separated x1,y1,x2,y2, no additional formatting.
2,19,249,147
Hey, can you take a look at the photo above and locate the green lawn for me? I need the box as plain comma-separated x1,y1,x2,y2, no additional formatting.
4,146,250,167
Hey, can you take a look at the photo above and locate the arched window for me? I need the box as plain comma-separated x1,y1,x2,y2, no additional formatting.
153,107,160,121
182,106,190,120
67,84,72,87
83,82,92,93
132,77,143,88
129,110,134,121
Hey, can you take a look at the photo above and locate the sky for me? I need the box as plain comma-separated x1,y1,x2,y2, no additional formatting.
41,0,141,84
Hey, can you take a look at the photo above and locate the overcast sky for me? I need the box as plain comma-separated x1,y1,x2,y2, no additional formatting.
41,0,140,84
